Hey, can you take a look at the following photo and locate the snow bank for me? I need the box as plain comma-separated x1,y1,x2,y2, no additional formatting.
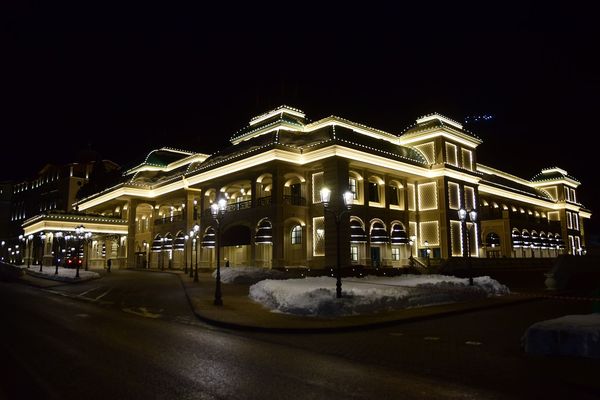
212,266,287,284
522,314,600,359
21,265,100,282
249,274,509,316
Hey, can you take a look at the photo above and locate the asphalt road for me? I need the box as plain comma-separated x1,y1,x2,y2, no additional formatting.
1,271,598,399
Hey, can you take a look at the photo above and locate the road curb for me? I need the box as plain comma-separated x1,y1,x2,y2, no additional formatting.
175,273,545,333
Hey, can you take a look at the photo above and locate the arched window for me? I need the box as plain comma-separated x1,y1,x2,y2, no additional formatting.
486,232,501,247
291,225,302,245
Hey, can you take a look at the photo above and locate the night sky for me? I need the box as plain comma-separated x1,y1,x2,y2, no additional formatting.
2,4,599,240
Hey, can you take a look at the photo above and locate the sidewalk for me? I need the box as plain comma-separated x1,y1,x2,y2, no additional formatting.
178,272,545,332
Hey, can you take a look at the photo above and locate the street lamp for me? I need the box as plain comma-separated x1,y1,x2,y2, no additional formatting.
39,233,46,272
424,240,430,268
84,232,92,270
210,198,228,306
320,186,353,299
27,234,33,268
193,223,200,283
74,225,85,279
160,237,165,271
458,208,478,286
189,229,195,278
55,232,63,275
184,235,189,274
1,240,5,262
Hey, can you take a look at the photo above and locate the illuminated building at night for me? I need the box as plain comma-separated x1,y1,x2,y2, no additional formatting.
20,106,591,269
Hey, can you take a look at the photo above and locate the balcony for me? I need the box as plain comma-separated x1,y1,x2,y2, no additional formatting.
283,195,306,206
154,213,184,225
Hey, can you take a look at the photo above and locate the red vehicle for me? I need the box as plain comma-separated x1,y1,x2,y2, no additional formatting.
64,256,83,268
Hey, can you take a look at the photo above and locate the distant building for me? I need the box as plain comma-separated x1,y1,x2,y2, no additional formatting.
2,159,119,263
21,106,591,270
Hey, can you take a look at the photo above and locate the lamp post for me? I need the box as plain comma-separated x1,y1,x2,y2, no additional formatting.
424,240,430,268
320,187,353,299
39,233,46,272
210,198,228,306
160,237,165,271
193,224,200,283
84,232,92,270
1,240,5,262
184,235,189,274
27,234,33,268
189,229,195,278
458,208,478,286
74,225,85,279
55,232,63,275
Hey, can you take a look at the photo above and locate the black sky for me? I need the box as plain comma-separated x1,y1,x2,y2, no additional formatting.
2,3,599,239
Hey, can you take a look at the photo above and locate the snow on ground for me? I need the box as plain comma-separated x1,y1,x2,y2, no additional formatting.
249,274,509,317
18,264,100,282
212,266,287,284
522,314,600,359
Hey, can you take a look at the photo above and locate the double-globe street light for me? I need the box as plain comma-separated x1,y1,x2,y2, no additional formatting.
74,225,86,279
55,232,63,275
39,233,46,272
191,224,200,282
27,234,33,269
210,198,228,306
458,208,478,286
320,187,354,299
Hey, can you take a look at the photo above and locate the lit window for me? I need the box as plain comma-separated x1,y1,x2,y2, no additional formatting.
350,246,358,261
291,225,302,245
348,178,357,200
391,248,400,261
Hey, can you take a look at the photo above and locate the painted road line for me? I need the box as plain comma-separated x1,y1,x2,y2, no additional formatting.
94,288,112,301
78,287,101,297
122,307,162,319
465,341,482,346
424,336,440,341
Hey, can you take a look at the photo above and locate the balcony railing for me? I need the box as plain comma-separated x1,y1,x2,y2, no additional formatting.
226,199,253,212
154,213,184,225
256,196,272,207
283,195,306,206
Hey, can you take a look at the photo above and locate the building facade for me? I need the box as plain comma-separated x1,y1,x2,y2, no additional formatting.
3,159,120,265
21,106,591,270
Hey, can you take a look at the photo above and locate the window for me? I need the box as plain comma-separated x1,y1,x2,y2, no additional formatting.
350,246,359,261
312,172,324,203
391,248,400,261
564,187,570,201
368,182,379,203
445,142,458,166
573,214,579,231
313,217,325,256
570,188,576,203
291,225,302,245
448,182,460,210
461,149,473,170
566,211,573,229
348,178,357,200
389,186,398,206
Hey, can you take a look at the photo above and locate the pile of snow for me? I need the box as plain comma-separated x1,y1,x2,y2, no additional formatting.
249,274,509,317
212,266,287,284
21,265,100,282
522,314,600,359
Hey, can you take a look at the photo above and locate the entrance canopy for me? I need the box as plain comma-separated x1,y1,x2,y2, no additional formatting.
22,212,128,236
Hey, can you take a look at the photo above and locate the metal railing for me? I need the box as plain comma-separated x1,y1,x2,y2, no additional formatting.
154,213,184,225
